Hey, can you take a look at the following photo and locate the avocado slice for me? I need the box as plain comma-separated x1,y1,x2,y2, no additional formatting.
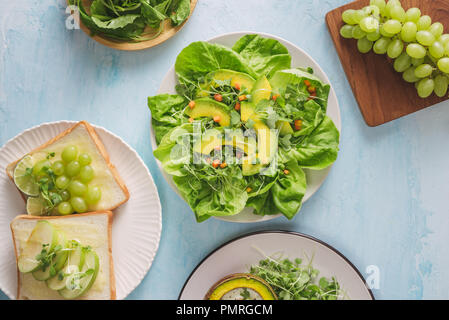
198,69,256,97
240,76,278,176
185,98,231,127
205,273,277,300
252,75,272,105
276,120,294,136
193,129,257,162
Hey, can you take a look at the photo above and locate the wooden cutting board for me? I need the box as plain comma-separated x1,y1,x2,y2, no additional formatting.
326,0,449,126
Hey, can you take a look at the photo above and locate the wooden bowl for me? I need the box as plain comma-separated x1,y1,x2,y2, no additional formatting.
72,0,197,51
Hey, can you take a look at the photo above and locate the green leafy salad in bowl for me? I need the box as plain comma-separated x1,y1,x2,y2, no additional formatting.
148,34,340,222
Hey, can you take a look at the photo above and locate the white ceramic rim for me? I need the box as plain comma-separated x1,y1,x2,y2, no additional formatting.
178,230,373,300
150,31,342,223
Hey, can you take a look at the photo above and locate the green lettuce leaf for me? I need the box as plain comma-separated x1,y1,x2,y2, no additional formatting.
281,116,340,170
140,0,167,28
153,124,192,176
271,160,307,219
175,41,257,84
148,94,187,144
270,68,330,112
293,99,325,138
232,34,292,78
169,0,191,26
246,191,280,216
173,165,248,222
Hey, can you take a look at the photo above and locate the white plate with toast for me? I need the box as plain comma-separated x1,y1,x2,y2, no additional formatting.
0,121,162,299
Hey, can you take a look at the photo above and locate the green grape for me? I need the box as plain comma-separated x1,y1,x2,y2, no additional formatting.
393,52,412,72
445,43,449,56
340,25,354,39
429,22,444,38
389,6,406,22
437,57,449,73
342,9,357,25
353,10,367,24
51,160,65,176
429,41,445,59
403,67,420,83
70,197,88,213
363,5,380,17
370,0,386,10
400,22,417,42
406,43,427,59
367,29,381,42
416,30,435,46
352,25,367,39
68,180,87,196
387,39,404,59
383,19,402,34
385,0,401,17
439,34,449,46
434,75,449,97
380,25,395,38
373,37,391,54
55,175,70,189
61,146,78,163
32,159,51,176
414,64,434,78
411,57,424,67
360,16,379,33
66,160,81,177
57,202,73,215
417,78,435,98
85,186,102,205
417,15,432,30
79,165,95,183
78,153,92,166
60,190,71,201
405,7,421,23
387,0,401,6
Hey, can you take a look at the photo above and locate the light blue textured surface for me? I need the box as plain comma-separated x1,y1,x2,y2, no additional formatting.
1,0,449,300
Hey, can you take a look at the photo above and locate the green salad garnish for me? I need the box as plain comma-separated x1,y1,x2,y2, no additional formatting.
69,0,191,42
250,254,344,300
148,34,340,222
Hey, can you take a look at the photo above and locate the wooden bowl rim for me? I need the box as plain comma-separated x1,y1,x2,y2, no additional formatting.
71,0,198,51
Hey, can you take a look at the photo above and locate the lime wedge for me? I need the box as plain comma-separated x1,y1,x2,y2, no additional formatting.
27,197,47,216
14,155,39,197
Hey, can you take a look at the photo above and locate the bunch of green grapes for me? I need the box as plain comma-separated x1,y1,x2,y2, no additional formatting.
340,0,449,98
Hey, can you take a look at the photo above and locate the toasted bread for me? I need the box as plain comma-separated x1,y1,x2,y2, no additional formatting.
6,121,129,212
10,211,116,300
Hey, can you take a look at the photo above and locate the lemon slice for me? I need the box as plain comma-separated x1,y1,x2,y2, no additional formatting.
14,155,39,197
26,197,47,216
18,221,57,273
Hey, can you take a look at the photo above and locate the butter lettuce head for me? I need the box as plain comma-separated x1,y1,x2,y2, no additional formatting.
149,34,340,222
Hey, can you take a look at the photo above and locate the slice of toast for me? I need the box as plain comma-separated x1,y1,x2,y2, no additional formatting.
6,121,129,212
10,211,116,300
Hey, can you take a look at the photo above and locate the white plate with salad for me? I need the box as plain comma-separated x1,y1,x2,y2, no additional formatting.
0,121,162,299
179,231,373,300
148,31,341,223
